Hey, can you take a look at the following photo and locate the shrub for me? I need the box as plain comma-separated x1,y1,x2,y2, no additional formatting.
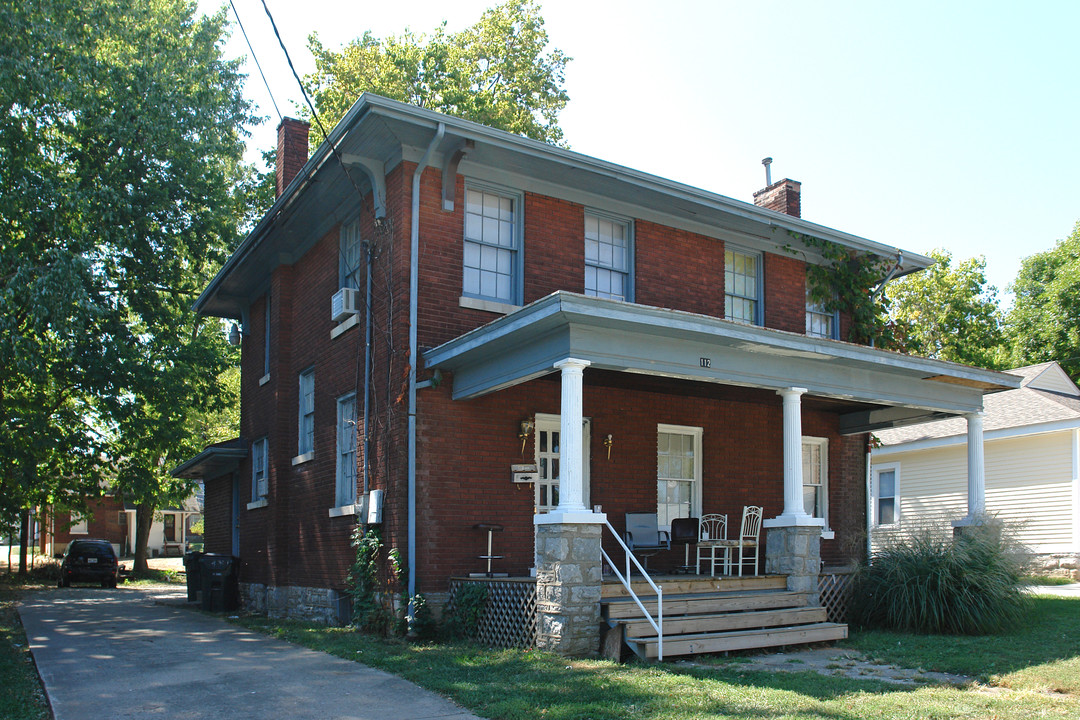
852,519,1028,634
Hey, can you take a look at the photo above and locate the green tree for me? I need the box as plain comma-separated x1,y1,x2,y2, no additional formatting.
886,249,1007,368
1007,221,1080,380
0,0,253,572
305,0,570,144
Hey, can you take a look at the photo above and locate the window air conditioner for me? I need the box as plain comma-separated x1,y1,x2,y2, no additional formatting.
331,287,360,323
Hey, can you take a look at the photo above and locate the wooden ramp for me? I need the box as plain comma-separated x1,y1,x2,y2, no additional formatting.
601,575,847,661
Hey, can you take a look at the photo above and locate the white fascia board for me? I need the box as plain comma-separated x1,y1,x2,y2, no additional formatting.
872,418,1080,456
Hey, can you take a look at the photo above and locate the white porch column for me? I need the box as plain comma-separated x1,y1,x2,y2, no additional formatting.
964,411,986,519
778,387,810,521
554,358,590,514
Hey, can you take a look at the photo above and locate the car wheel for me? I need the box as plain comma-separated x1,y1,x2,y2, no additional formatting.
61,577,70,588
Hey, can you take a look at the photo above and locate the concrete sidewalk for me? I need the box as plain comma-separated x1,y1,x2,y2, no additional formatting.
18,585,480,720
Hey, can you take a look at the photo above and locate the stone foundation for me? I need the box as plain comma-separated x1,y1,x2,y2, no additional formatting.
239,582,351,625
1028,553,1079,579
764,525,822,604
534,520,603,657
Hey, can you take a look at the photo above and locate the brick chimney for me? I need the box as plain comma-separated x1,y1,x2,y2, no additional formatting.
276,117,310,198
753,178,801,218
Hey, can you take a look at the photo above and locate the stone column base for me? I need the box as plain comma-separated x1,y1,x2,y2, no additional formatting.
764,525,822,605
534,520,603,657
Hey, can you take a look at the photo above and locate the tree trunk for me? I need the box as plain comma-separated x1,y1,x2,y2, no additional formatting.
18,507,29,575
133,503,154,574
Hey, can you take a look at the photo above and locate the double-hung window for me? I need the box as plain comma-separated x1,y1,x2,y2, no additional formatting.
252,437,268,502
335,393,357,507
585,212,632,301
339,220,362,291
69,514,88,535
873,464,899,526
805,277,837,339
656,425,703,528
802,437,828,522
725,248,762,324
298,370,315,458
463,186,519,304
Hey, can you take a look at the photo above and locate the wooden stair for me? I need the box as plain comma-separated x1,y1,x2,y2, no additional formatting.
601,575,847,661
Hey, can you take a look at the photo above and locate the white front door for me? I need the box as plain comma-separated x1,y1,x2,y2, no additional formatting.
533,414,590,571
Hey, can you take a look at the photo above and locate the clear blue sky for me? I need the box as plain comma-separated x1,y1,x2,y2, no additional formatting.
201,0,1080,305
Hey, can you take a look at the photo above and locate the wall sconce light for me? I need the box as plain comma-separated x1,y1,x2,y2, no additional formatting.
518,418,534,457
228,323,241,346
603,433,614,460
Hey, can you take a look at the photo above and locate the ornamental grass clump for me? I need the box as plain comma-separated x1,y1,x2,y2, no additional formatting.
851,519,1028,635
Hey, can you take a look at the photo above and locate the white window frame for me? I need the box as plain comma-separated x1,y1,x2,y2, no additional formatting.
462,181,523,305
335,393,358,508
69,514,88,535
250,437,268,506
872,462,900,526
339,218,362,291
805,279,838,339
584,210,633,302
656,424,704,531
802,436,829,528
725,246,763,325
296,369,315,462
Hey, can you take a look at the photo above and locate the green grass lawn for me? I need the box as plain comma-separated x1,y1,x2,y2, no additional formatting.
235,595,1080,720
0,577,53,720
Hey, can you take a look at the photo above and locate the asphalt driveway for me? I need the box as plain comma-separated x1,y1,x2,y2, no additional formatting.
18,585,479,720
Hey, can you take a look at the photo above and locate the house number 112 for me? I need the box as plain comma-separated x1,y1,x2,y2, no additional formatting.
700,357,711,368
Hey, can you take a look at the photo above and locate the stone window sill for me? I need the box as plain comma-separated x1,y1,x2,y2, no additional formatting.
459,296,521,315
328,504,359,518
247,498,268,510
291,452,314,466
330,314,359,340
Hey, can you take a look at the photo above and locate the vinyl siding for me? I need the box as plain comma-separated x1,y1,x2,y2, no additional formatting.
871,430,1076,553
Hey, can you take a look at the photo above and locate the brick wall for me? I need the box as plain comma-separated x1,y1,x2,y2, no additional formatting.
764,252,807,333
203,474,232,554
51,496,127,550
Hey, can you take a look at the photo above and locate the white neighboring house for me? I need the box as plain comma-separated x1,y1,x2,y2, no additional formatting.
870,362,1080,577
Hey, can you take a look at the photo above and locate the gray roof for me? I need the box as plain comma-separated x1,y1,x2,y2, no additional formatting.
876,362,1080,445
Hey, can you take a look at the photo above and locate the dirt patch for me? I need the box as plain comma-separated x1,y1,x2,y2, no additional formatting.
679,647,974,686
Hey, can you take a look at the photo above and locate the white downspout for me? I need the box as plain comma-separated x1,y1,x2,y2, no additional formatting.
408,122,445,610
865,447,873,561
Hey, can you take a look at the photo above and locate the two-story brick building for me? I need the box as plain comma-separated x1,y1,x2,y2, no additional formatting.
176,95,1018,653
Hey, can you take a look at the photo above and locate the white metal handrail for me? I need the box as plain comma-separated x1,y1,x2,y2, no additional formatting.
601,519,663,661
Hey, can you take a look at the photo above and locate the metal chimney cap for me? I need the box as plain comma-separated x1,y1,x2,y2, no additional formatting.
762,157,773,166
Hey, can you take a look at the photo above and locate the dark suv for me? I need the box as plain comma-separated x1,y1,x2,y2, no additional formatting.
59,539,119,588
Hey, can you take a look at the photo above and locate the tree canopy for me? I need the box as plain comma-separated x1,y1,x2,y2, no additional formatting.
886,249,1008,368
1007,221,1080,379
0,0,254,570
305,0,571,144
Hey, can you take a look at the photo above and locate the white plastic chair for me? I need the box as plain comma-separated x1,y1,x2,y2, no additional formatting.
711,506,763,576
695,514,729,575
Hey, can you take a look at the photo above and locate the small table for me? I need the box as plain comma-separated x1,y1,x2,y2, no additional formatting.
469,523,508,578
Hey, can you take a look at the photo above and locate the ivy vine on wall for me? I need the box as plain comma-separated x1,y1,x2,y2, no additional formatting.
787,232,913,351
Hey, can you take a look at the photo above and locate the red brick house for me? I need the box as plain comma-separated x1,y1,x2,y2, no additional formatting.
176,95,1017,654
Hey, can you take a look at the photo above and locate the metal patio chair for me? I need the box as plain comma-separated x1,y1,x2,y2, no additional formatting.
709,505,763,576
695,513,729,575
623,512,670,571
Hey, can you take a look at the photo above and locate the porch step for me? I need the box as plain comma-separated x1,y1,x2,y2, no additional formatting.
603,589,810,620
601,574,785,599
631,622,849,659
601,579,846,661
620,606,828,637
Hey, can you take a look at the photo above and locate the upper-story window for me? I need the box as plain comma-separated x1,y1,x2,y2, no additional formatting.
463,185,520,304
805,278,837,339
725,248,762,324
339,220,362,291
585,212,632,301
298,370,314,457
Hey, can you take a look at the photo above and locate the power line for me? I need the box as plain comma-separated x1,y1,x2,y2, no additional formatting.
229,0,281,122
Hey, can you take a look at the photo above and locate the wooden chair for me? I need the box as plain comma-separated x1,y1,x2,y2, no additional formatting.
695,513,729,575
623,513,670,570
710,506,763,576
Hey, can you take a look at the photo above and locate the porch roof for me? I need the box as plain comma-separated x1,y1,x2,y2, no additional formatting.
170,439,247,481
422,292,1022,434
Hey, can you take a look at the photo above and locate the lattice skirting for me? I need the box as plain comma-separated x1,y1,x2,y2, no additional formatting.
818,570,855,624
447,578,538,649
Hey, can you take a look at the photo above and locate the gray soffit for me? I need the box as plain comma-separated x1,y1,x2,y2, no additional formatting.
171,445,247,480
422,292,1021,433
196,94,934,319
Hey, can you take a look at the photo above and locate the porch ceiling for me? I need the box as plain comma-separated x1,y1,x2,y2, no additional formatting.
422,292,1022,434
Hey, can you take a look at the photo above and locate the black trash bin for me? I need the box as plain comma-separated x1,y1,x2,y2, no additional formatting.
199,553,239,612
182,550,205,602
